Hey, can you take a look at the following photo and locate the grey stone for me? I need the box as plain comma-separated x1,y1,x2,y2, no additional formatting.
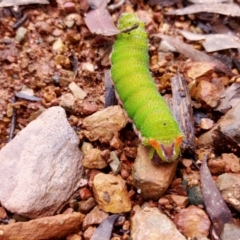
0,106,83,218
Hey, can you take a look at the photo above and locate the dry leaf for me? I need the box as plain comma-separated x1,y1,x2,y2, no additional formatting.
155,34,233,76
0,0,49,7
84,5,119,36
200,155,233,237
166,3,240,17
216,83,240,113
90,214,119,240
178,30,240,52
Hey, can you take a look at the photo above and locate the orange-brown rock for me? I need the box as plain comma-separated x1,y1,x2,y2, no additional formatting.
93,173,131,213
0,212,84,240
174,205,211,238
132,145,178,200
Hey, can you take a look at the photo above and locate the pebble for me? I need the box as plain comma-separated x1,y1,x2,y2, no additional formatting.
131,206,186,240
216,173,240,212
60,93,75,109
15,27,27,42
132,144,178,200
221,223,240,240
52,38,67,54
198,102,240,147
174,205,211,238
109,151,121,174
0,107,83,218
0,207,7,219
82,148,108,169
69,82,87,100
79,187,93,200
82,106,128,143
78,197,96,214
82,205,109,230
93,173,131,213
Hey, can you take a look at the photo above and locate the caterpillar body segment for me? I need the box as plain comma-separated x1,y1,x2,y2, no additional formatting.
111,13,184,162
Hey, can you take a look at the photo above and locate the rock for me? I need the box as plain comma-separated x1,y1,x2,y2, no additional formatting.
93,173,131,213
216,173,240,212
60,93,75,109
15,27,27,42
165,195,189,209
208,153,240,174
81,102,98,115
131,206,186,240
198,102,240,147
79,187,93,200
132,145,178,200
66,234,82,240
222,153,240,173
83,226,96,240
190,80,219,107
0,212,84,240
82,148,108,169
0,207,7,219
221,223,240,240
82,62,95,73
199,118,214,130
82,205,109,230
52,38,67,54
69,82,87,100
109,151,121,174
0,107,83,218
82,106,128,143
78,197,96,214
174,205,211,239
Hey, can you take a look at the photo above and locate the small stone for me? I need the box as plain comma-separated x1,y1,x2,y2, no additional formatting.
52,38,67,54
66,234,82,240
109,151,121,174
166,195,189,208
78,197,96,214
82,205,109,230
191,80,219,107
216,173,240,212
222,153,240,173
221,223,240,240
131,206,186,240
199,118,214,130
64,14,82,28
54,55,71,68
69,82,87,100
81,102,98,115
82,106,128,143
81,142,93,155
0,207,7,219
82,62,94,73
52,29,63,37
174,205,211,238
60,93,75,109
35,22,52,34
63,2,77,12
79,187,93,200
15,27,27,42
82,148,108,169
93,173,131,213
110,136,122,149
83,226,96,240
132,144,178,200
208,158,226,174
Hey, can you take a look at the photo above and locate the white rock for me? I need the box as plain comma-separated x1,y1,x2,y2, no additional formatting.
0,106,83,218
131,206,186,240
69,82,87,100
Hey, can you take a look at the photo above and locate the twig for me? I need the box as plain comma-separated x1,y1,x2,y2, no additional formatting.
8,96,16,142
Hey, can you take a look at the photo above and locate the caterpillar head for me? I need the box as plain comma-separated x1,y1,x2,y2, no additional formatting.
148,135,183,163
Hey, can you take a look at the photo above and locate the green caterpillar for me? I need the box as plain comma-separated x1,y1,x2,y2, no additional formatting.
111,13,183,162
